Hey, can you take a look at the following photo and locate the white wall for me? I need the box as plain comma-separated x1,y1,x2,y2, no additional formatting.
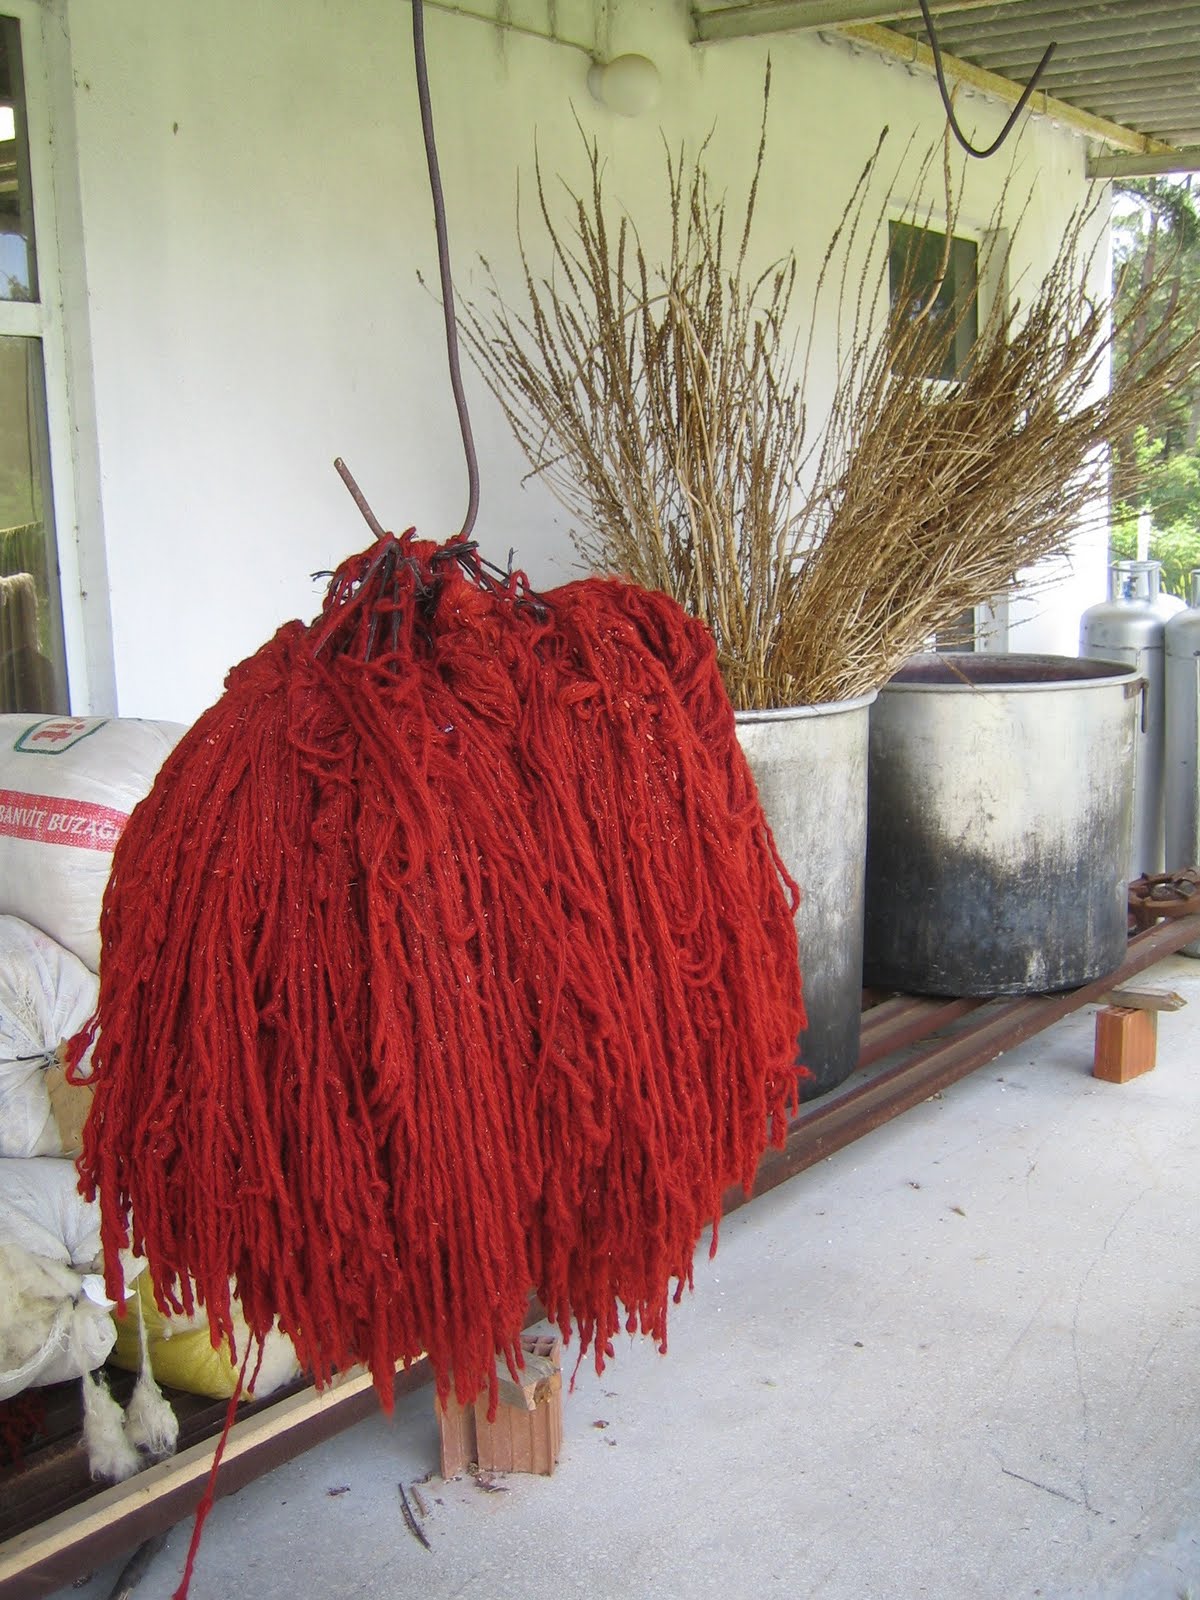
43,0,1105,721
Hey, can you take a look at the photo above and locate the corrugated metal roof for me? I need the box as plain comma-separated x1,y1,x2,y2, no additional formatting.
691,1,1200,166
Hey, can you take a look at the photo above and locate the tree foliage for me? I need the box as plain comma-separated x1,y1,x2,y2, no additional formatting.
1112,176,1200,593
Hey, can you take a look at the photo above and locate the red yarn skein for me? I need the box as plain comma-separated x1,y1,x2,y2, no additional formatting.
76,532,805,1416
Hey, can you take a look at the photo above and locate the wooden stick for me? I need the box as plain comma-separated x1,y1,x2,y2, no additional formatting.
397,1482,431,1552
1098,986,1186,1013
103,1533,169,1600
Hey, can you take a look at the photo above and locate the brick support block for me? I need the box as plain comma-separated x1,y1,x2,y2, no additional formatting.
436,1332,563,1478
435,1390,478,1480
1093,1004,1158,1083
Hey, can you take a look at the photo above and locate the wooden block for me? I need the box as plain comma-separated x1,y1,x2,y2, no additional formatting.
1099,985,1186,1013
435,1391,478,1480
1093,1005,1158,1083
496,1349,559,1412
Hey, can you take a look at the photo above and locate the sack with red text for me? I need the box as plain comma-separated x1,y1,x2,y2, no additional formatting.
0,716,187,972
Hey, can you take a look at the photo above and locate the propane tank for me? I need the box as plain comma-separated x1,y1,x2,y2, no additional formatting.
1080,559,1178,880
1165,570,1200,955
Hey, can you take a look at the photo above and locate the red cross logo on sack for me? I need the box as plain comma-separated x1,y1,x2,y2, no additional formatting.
13,718,108,755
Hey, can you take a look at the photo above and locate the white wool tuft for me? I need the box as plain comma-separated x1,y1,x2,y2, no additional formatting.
0,1245,78,1372
81,1367,139,1482
123,1371,179,1458
0,1243,115,1397
123,1291,178,1458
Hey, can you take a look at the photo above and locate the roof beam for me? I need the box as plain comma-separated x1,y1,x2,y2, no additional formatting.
891,13,1200,55
691,0,1024,43
1087,147,1200,179
1087,86,1200,114
837,20,1177,154
1008,42,1200,77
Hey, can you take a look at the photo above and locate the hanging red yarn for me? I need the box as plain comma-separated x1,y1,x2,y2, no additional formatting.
76,532,805,1418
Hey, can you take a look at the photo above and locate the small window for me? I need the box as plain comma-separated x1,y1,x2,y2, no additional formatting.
888,220,978,383
0,15,68,714
888,220,987,650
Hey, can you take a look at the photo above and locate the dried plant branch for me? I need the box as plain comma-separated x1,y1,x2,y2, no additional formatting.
782,185,1200,703
461,83,1200,709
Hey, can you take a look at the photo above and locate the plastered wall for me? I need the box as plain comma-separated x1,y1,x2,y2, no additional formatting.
43,0,1105,720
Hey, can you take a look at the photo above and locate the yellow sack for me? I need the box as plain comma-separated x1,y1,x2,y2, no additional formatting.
110,1273,300,1400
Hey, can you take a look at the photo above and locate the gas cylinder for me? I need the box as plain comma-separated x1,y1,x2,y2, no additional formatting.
1080,560,1179,880
1164,571,1200,960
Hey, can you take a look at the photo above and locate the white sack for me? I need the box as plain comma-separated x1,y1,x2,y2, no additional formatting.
0,715,186,971
0,1243,116,1396
0,1155,101,1267
0,915,99,1157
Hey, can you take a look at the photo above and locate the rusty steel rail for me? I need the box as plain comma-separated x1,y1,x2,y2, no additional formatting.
4,911,1200,1598
856,992,985,1068
726,912,1200,1214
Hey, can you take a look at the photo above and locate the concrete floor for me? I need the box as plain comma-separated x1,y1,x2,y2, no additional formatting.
61,955,1200,1600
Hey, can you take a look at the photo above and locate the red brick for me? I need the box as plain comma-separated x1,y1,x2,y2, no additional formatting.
1093,1005,1157,1083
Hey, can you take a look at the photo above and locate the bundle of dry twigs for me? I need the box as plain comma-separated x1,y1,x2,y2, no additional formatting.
780,189,1200,703
462,85,1200,709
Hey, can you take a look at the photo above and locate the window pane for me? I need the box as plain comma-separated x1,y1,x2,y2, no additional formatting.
0,17,37,302
888,222,978,382
933,606,979,652
0,335,67,712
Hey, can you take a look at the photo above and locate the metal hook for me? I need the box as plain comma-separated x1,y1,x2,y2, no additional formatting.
917,0,1055,160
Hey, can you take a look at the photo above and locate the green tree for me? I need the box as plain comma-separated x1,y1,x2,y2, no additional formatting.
1111,177,1200,593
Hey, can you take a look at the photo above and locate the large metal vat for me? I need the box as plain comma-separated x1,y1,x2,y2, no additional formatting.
864,654,1139,997
736,693,874,1098
1079,559,1180,878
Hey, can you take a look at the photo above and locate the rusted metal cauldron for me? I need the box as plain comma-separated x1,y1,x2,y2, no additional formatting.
864,654,1140,997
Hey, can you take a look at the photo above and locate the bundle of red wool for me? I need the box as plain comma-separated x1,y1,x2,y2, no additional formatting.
75,532,806,1418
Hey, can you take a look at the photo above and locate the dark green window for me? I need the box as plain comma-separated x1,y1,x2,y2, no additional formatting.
888,221,984,649
888,220,979,383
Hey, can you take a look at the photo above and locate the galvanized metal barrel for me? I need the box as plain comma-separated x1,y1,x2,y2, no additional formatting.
1079,559,1182,879
1164,571,1200,956
736,693,874,1098
864,654,1139,997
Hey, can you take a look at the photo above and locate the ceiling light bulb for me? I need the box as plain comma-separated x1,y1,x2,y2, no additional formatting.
586,53,661,118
